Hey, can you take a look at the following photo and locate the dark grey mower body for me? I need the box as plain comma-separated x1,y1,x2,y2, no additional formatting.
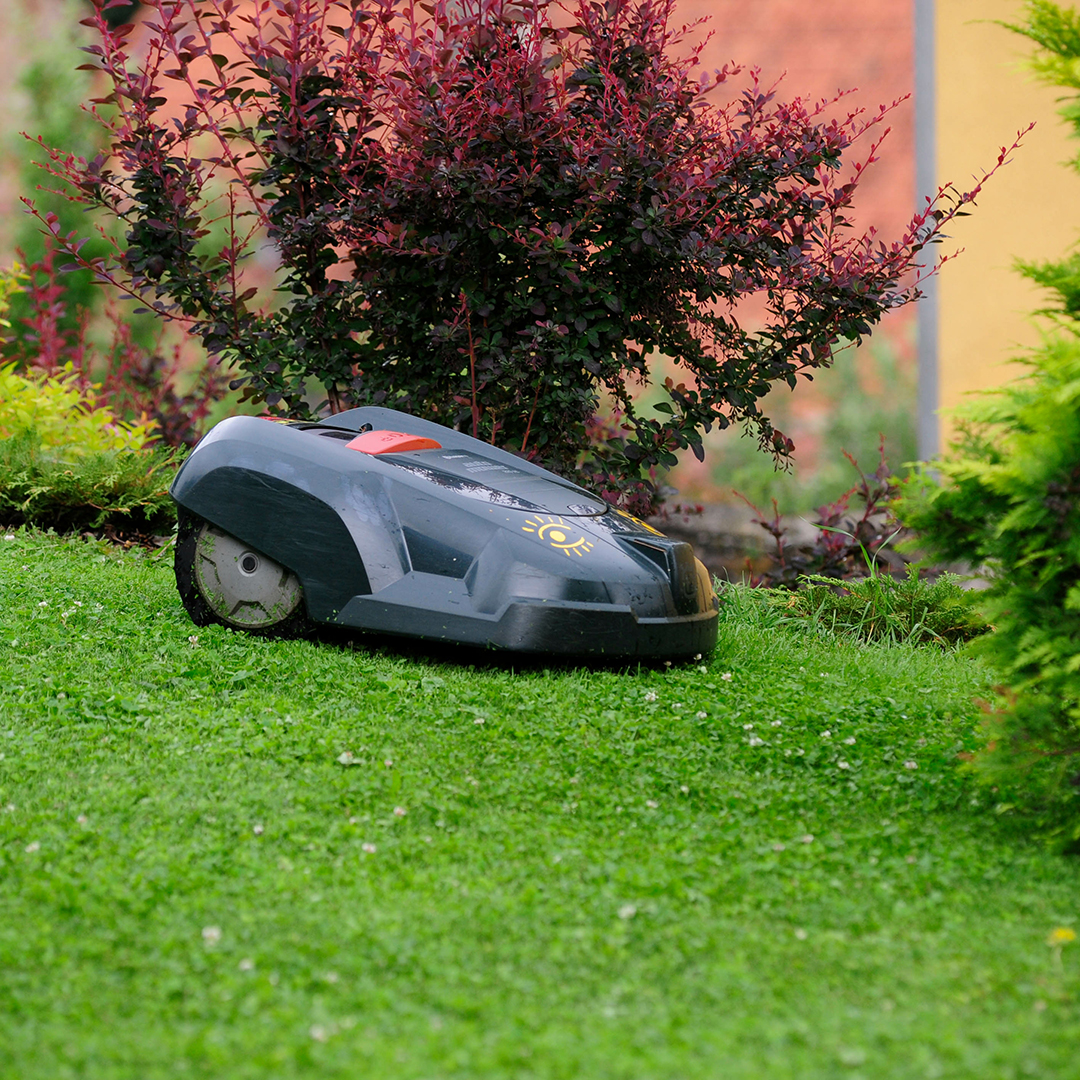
170,408,718,658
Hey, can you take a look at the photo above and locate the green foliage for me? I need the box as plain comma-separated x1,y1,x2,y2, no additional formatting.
6,529,1080,1077
898,335,1080,844
0,263,25,329
1002,1,1080,96
0,362,158,454
0,362,177,532
898,3,1080,848
0,430,177,532
771,565,989,647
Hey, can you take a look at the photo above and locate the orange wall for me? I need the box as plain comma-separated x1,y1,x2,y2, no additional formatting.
935,0,1080,439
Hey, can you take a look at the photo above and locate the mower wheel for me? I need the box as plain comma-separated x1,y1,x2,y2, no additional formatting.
175,510,311,638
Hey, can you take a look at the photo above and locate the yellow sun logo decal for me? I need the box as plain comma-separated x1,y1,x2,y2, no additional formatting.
521,515,595,557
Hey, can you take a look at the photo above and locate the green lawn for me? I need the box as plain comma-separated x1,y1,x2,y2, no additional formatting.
1,529,1078,1079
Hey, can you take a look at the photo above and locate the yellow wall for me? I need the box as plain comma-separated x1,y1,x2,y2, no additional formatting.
936,0,1080,440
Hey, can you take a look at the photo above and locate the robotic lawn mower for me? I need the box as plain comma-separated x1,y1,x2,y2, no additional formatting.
171,408,718,658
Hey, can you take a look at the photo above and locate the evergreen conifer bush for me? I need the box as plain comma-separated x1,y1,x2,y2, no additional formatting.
37,0,1013,511
899,339,1080,846
898,0,1080,847
0,429,177,533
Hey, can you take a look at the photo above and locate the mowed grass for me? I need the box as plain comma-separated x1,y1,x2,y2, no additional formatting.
1,529,1078,1079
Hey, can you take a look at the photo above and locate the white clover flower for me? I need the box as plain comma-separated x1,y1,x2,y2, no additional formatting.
843,736,856,745
694,653,702,661
25,841,40,854
618,904,637,920
672,703,683,710
771,720,782,727
721,672,733,682
820,731,831,739
37,601,48,608
253,824,264,835
748,736,764,747
743,723,754,730
644,690,657,703
794,928,808,940
473,717,485,725
772,842,786,852
310,1025,329,1042
696,711,707,719
680,785,689,794
904,760,918,770
393,806,407,817
800,834,814,844
645,799,659,809
838,761,850,770
698,666,708,673
361,842,377,854
188,634,199,647
384,759,393,767
202,926,222,946
239,958,255,972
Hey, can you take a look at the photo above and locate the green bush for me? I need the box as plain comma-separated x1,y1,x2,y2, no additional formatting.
897,1,1080,848
0,430,177,533
898,338,1080,844
0,363,158,455
0,358,178,534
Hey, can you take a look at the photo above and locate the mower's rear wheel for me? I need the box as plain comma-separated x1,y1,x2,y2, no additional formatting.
175,510,311,638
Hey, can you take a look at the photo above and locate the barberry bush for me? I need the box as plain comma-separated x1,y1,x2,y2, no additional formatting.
739,439,903,588
36,0,1009,510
